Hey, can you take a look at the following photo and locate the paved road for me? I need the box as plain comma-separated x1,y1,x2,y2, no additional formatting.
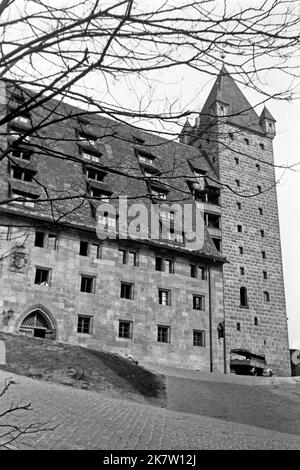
1,370,300,450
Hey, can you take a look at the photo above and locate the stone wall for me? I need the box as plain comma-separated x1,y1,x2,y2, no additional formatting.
0,215,225,372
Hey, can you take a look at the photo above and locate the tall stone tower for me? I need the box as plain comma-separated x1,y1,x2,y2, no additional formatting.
186,67,291,375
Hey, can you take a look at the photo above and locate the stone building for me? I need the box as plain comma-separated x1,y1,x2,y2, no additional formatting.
0,68,291,375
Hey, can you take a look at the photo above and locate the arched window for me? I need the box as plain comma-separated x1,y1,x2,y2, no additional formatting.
263,291,270,303
240,287,248,307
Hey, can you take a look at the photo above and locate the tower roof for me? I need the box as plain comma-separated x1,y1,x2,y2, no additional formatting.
260,105,276,122
180,118,193,135
199,67,263,133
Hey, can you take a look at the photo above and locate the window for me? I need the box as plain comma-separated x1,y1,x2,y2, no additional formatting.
257,185,262,193
120,282,133,300
239,246,244,255
118,320,132,339
263,270,268,280
259,143,265,150
237,225,242,233
234,157,239,165
158,289,171,306
259,207,263,215
133,136,145,145
98,213,116,227
151,189,167,199
212,238,221,252
35,231,45,247
193,295,205,311
90,243,101,259
11,166,33,182
138,151,155,165
260,229,265,238
86,168,105,181
90,188,109,201
119,249,127,264
128,251,138,266
165,259,174,274
254,317,258,326
47,234,57,250
79,240,89,256
157,325,170,343
229,132,234,140
235,179,240,188
261,250,266,259
34,268,50,286
264,291,270,303
244,138,249,145
237,202,241,210
217,322,224,339
81,150,100,162
193,330,205,347
199,267,207,280
80,276,95,293
256,164,261,171
240,267,245,276
77,316,92,334
11,147,31,160
190,264,197,278
34,231,57,249
237,322,241,331
155,256,163,271
11,190,37,208
13,115,30,125
240,286,248,307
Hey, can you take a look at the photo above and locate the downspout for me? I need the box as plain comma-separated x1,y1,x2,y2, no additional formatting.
208,266,213,373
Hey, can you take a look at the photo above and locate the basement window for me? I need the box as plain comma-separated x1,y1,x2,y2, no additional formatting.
80,276,95,293
193,330,205,347
157,325,170,343
34,268,50,286
118,320,133,339
77,316,92,334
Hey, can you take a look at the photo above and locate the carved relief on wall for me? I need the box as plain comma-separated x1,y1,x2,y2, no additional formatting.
9,246,29,273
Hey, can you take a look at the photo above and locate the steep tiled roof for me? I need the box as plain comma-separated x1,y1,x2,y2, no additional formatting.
199,66,264,133
0,81,224,262
260,105,276,122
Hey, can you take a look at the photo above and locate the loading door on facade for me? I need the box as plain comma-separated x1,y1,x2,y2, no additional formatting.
19,310,55,339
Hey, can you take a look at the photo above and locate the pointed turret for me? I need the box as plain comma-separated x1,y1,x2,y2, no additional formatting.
179,118,193,144
197,67,263,133
259,106,276,138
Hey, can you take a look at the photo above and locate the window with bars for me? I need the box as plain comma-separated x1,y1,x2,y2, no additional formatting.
77,316,92,334
193,330,205,347
157,325,170,343
118,320,133,339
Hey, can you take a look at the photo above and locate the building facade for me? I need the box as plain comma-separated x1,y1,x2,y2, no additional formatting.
181,67,291,375
0,70,291,375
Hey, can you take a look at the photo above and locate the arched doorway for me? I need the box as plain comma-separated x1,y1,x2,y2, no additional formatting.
19,309,56,339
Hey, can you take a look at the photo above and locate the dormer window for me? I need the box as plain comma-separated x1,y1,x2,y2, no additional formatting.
10,190,38,208
78,131,97,146
151,189,167,200
10,165,34,182
13,115,30,125
81,150,101,163
138,151,155,165
90,187,109,202
8,126,30,142
86,168,105,181
133,136,145,145
10,147,31,160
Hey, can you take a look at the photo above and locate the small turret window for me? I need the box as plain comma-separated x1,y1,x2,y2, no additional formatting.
240,286,248,307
